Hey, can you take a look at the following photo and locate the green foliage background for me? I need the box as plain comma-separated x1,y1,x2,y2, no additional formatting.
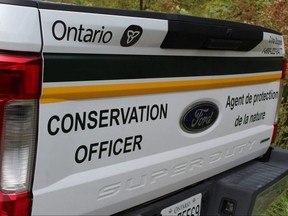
43,0,288,215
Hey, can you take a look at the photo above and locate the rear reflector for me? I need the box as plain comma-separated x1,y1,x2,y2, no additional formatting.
271,123,278,144
0,192,32,216
0,51,41,216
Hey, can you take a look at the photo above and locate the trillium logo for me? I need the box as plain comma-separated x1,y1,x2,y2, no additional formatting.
121,25,143,47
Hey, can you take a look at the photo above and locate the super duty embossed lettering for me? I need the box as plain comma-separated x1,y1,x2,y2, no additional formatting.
97,140,256,200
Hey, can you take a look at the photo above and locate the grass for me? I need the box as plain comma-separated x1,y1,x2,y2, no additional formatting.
261,90,288,216
274,99,288,149
262,189,288,216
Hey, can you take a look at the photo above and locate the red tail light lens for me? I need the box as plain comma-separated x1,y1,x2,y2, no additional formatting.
0,53,41,100
0,51,41,216
271,123,278,144
0,192,32,216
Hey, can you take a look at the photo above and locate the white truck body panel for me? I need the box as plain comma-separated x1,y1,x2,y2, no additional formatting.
33,81,281,215
0,4,41,52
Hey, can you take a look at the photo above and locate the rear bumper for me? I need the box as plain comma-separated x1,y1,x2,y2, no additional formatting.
114,147,288,216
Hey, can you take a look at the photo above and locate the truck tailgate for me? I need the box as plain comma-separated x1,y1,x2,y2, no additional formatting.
32,2,284,215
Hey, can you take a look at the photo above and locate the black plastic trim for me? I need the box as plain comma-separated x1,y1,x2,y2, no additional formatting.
37,1,280,36
0,0,37,7
161,20,263,51
43,54,282,83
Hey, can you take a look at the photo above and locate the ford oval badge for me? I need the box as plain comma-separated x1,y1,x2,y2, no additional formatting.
180,102,219,133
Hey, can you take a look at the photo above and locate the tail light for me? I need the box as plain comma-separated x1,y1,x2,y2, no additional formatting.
271,123,278,144
272,58,287,144
0,51,41,216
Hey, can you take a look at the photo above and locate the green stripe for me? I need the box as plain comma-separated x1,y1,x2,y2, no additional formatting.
43,54,282,83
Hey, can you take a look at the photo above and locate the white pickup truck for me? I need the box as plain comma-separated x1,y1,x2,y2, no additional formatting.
0,0,287,215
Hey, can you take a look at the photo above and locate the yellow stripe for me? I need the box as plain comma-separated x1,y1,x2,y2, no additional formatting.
40,74,281,104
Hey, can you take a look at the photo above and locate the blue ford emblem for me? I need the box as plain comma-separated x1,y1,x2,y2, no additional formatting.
180,102,219,133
